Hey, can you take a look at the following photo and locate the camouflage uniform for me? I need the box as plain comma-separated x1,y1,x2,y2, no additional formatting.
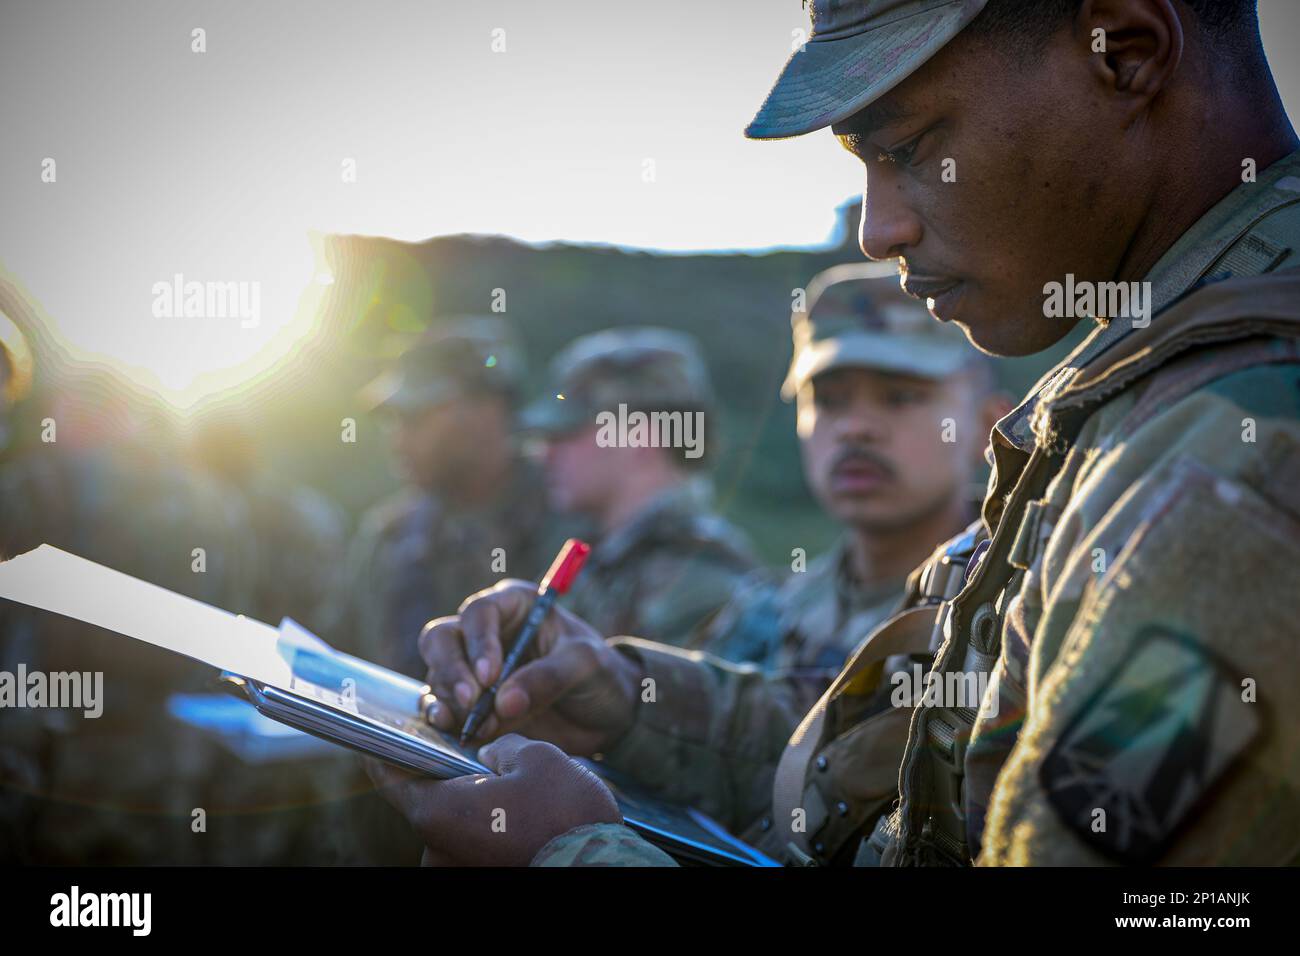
323,318,558,863
705,541,904,671
225,480,347,635
330,317,555,678
531,2,1300,866
563,478,759,647
0,338,353,865
0,435,270,864
334,464,552,676
521,327,759,647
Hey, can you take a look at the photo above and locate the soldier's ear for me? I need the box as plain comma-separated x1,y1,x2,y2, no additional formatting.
1079,0,1183,106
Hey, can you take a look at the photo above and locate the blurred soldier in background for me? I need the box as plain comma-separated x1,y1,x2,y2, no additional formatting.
330,316,553,679
706,265,1011,671
322,315,559,863
0,366,266,863
520,327,758,647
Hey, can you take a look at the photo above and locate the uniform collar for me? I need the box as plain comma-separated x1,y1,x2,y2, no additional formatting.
832,534,909,614
590,476,714,567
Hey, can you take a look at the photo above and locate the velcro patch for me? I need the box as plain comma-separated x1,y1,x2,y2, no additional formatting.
1039,627,1261,863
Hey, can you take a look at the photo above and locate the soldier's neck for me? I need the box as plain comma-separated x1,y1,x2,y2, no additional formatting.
848,497,974,588
598,467,685,535
1117,77,1298,286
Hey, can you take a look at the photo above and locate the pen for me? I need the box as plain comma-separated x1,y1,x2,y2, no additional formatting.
457,537,591,745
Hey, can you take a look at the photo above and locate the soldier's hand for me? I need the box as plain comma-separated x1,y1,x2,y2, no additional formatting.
366,734,621,866
420,579,640,755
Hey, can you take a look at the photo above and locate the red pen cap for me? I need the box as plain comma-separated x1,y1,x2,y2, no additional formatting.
539,538,591,595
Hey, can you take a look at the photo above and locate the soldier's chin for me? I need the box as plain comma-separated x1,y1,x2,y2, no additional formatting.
959,304,1081,358
829,496,891,527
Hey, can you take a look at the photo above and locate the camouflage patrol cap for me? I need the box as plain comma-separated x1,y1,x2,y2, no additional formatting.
782,262,976,399
361,315,523,412
746,0,990,140
522,327,713,434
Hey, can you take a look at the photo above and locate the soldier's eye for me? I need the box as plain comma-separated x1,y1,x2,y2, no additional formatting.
877,125,941,169
877,136,920,167
813,388,848,409
884,388,926,406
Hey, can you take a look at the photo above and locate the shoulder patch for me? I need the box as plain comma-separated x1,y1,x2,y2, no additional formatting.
1039,626,1262,863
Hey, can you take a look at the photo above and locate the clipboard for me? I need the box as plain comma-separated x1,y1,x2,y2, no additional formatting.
0,545,778,867
227,620,777,867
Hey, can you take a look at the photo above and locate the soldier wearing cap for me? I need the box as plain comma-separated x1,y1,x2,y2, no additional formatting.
705,264,1009,672
519,327,759,649
0,339,269,863
330,316,553,679
379,0,1300,868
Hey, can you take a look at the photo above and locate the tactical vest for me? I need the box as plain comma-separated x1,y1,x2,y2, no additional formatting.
765,526,978,864
768,206,1300,866
892,266,1300,866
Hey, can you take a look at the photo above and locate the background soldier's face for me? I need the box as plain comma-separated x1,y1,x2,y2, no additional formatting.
832,25,1137,357
542,424,617,515
388,391,511,491
542,425,666,519
797,367,992,533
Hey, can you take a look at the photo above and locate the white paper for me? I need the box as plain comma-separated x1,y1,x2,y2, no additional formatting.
0,544,293,687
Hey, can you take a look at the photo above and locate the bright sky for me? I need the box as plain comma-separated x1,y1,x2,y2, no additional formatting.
2,0,1298,406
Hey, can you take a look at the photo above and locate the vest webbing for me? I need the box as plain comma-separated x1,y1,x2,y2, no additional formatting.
895,266,1300,866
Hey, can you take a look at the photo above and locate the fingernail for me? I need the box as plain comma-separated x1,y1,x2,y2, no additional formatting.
476,658,491,684
455,682,472,708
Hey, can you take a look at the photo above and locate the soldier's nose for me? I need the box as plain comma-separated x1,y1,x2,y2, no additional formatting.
858,186,921,262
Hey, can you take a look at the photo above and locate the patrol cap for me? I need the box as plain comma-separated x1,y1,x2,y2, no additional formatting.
783,262,976,399
522,326,712,435
361,315,523,412
746,0,990,140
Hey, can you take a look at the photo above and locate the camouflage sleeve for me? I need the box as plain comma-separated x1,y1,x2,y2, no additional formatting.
632,550,758,646
530,823,678,867
979,361,1300,865
596,638,826,832
689,569,785,664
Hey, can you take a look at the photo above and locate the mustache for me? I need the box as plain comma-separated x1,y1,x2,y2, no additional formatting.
830,445,897,480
